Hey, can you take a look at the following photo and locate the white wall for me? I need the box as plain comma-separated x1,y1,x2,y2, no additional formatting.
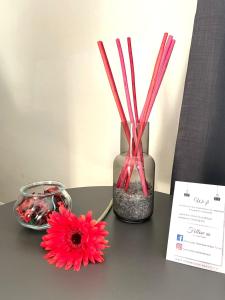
0,0,197,202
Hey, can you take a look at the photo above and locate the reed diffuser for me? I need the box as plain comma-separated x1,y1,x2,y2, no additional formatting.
98,33,175,223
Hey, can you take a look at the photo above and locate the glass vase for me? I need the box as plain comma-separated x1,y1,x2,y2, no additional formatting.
14,181,72,230
113,122,155,223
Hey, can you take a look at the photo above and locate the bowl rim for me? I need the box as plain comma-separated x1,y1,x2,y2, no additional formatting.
19,180,66,197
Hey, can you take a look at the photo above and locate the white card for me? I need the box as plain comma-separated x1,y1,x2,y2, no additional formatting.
166,181,225,273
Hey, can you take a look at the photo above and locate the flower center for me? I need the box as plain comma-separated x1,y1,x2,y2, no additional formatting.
71,232,82,245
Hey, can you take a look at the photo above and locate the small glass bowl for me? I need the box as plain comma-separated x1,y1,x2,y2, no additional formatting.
14,181,72,230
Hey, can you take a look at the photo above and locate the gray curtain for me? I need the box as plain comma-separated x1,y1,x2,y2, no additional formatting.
171,0,225,193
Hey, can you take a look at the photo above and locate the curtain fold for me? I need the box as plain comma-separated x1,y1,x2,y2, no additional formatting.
171,0,225,193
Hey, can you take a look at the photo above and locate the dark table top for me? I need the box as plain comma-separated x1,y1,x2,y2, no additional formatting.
0,186,224,300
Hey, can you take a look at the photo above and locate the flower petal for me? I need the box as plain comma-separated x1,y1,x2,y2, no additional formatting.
41,207,109,271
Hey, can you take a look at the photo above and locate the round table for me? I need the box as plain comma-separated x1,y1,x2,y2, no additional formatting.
0,186,224,300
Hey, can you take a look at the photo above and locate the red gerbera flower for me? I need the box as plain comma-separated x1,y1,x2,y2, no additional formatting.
40,204,109,271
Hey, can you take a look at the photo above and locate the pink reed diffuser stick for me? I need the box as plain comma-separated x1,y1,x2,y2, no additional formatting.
124,36,175,190
98,34,175,197
118,33,171,189
97,41,130,142
127,37,139,123
116,38,148,196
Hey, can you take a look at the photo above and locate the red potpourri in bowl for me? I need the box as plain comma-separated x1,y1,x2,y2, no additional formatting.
14,181,72,230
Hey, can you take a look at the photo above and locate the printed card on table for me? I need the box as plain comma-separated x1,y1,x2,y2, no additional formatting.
166,181,225,273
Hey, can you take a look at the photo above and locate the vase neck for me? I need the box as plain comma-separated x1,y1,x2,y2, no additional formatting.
120,122,149,154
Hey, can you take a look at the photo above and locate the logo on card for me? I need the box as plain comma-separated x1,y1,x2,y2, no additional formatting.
176,243,183,250
177,234,183,241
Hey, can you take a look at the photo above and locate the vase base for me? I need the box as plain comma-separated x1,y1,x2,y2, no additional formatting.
113,210,152,224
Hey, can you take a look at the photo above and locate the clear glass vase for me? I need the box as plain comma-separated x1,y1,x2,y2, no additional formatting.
113,122,155,223
14,181,72,230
